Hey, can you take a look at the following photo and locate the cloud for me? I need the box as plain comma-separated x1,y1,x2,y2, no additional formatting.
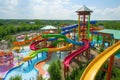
31,0,73,19
0,0,120,20
92,6,120,20
0,0,19,18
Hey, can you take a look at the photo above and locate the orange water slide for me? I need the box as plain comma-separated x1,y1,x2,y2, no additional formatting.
35,54,51,76
13,35,42,46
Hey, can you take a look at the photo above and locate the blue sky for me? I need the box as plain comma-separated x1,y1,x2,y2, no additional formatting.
0,0,120,20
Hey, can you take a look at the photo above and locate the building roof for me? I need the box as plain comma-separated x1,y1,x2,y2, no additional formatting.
41,25,57,30
76,5,93,13
98,29,120,40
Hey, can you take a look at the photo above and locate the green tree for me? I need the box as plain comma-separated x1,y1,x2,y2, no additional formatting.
37,75,44,80
10,75,22,80
48,60,61,80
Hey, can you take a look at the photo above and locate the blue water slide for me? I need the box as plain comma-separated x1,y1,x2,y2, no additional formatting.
3,64,24,80
61,24,78,31
66,38,83,45
61,30,72,35
90,20,97,24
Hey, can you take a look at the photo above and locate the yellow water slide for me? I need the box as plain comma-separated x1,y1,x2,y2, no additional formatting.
80,41,120,80
23,43,73,62
48,43,73,52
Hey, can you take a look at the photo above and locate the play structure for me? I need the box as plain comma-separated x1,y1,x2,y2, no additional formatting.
0,50,14,73
2,5,119,80
0,51,14,66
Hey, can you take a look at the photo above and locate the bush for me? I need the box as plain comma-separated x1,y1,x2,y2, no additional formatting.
10,75,22,80
48,60,62,80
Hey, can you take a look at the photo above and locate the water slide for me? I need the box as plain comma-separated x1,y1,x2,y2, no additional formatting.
61,24,102,31
30,24,78,50
64,39,90,68
61,24,78,31
30,39,48,50
13,35,41,46
23,34,83,62
29,29,72,50
48,29,72,41
80,41,120,80
23,48,48,62
23,43,73,62
42,34,83,45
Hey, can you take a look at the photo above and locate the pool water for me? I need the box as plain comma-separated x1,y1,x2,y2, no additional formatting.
20,48,31,56
3,49,47,80
115,53,120,58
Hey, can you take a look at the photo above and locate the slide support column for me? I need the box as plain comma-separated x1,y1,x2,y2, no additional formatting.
106,55,114,80
78,14,80,41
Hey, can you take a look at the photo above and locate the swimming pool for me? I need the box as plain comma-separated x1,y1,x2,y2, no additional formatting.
3,49,47,80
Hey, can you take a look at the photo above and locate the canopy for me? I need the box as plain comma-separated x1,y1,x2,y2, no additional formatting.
41,25,57,30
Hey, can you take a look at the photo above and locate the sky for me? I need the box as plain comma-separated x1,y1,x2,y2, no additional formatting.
0,0,120,20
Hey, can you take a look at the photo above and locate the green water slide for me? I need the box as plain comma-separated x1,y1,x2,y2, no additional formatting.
29,48,48,58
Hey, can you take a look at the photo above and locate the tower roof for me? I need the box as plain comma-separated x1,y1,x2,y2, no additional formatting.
76,5,93,13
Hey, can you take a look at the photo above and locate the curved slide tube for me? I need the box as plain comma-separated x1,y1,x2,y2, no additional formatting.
42,34,83,45
30,39,55,50
23,43,73,62
48,43,73,52
64,39,90,68
80,41,120,80
13,36,41,46
23,48,48,62
30,39,46,50
24,34,83,62
48,29,72,41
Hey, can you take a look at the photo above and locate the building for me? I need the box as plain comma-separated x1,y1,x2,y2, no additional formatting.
97,29,120,45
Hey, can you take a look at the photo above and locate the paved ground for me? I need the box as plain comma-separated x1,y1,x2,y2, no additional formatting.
114,57,120,68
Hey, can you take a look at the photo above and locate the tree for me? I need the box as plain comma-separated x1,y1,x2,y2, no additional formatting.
48,60,61,80
10,75,22,80
37,75,44,80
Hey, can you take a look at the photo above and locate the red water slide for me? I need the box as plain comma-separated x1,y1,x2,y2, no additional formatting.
30,39,47,50
30,39,53,51
63,39,90,68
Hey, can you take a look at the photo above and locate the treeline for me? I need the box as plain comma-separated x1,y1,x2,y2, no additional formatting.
0,19,120,40
97,21,120,30
0,19,77,40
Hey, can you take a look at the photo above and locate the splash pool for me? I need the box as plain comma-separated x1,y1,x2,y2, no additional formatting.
3,49,47,80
